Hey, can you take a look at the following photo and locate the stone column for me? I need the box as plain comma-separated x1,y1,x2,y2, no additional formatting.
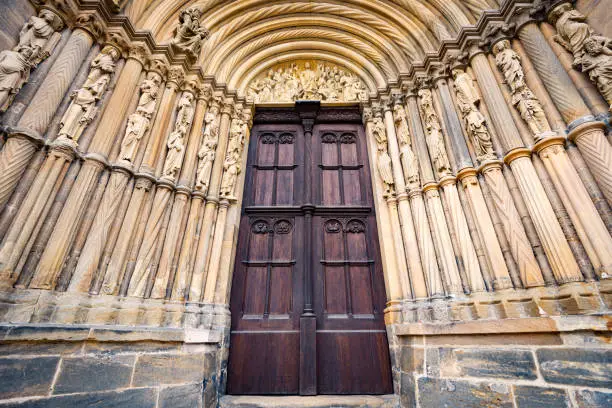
191,100,234,302
516,22,612,205
0,24,97,212
383,98,424,299
171,85,213,300
489,37,612,279
466,48,581,284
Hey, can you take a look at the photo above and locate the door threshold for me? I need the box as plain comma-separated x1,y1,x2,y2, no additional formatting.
220,394,400,408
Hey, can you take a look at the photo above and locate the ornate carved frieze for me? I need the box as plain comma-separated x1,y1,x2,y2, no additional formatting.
451,67,497,163
548,2,612,111
0,9,63,112
195,98,222,193
161,91,195,181
170,7,209,64
118,71,163,163
417,86,452,177
492,40,554,140
56,45,120,144
247,60,368,103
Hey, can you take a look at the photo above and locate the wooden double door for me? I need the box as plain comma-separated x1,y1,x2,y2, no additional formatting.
227,104,392,395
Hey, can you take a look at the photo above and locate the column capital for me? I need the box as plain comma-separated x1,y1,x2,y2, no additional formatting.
197,83,213,102
73,12,105,42
503,147,532,165
147,57,167,77
166,66,185,87
482,22,517,52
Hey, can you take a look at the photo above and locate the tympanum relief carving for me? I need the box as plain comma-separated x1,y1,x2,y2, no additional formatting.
247,60,368,103
220,116,247,200
57,46,120,144
549,3,612,111
0,9,63,112
452,67,497,163
417,87,452,177
492,40,554,140
368,108,395,198
162,91,195,181
119,71,163,163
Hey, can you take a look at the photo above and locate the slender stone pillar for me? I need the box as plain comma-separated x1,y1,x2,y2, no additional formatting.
516,22,612,205
383,98,424,299
466,49,581,284
0,26,96,212
192,101,233,302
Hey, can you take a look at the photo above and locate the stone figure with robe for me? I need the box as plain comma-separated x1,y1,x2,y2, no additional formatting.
170,7,209,62
300,62,317,99
0,46,35,112
418,88,451,176
18,9,63,66
371,114,395,197
119,71,162,162
162,92,195,180
57,46,119,143
220,118,246,199
195,106,220,192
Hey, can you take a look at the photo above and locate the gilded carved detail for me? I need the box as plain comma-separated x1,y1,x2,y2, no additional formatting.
220,116,247,200
247,61,367,103
417,87,452,177
369,109,395,198
492,40,553,140
452,67,496,163
392,100,420,189
162,91,195,181
170,7,209,63
57,46,120,144
195,100,221,193
118,71,163,162
549,3,612,111
0,9,63,112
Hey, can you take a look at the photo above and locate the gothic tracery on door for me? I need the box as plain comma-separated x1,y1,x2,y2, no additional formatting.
227,104,392,395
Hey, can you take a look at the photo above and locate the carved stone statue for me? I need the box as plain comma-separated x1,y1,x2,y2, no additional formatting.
370,112,395,197
195,104,221,192
170,7,209,63
0,47,35,112
17,9,63,66
452,68,496,162
418,88,451,176
57,46,120,143
162,92,195,180
220,118,246,199
549,3,612,110
393,103,411,146
493,40,553,140
247,61,367,103
119,71,162,162
393,103,420,188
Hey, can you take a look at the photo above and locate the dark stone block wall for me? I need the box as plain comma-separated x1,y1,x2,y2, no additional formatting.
0,324,227,408
389,316,612,408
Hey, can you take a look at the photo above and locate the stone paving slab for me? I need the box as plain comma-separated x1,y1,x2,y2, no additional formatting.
219,395,400,408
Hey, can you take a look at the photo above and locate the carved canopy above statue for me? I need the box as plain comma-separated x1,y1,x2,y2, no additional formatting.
246,60,368,103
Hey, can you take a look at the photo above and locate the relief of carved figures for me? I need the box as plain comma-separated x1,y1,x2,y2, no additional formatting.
170,7,209,63
0,9,63,112
417,88,451,177
392,102,420,189
119,71,163,162
195,102,221,193
492,40,553,140
220,117,247,199
57,46,120,144
452,68,497,163
369,109,395,198
162,92,195,180
549,3,612,111
247,60,368,103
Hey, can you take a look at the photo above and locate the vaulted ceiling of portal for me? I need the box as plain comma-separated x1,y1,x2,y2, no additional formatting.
121,0,500,95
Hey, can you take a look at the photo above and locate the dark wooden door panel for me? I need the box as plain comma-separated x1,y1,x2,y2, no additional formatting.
228,108,392,395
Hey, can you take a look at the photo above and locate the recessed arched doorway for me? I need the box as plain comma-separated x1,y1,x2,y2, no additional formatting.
227,103,393,395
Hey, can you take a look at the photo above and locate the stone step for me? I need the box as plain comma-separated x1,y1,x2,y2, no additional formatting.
219,395,400,408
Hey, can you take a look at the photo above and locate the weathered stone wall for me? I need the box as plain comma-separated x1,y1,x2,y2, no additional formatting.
0,324,227,408
389,316,611,408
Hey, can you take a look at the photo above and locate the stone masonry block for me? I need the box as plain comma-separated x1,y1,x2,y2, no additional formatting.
0,388,158,407
159,383,202,408
441,349,537,380
514,385,571,408
53,355,135,394
537,348,612,388
400,346,424,374
400,372,416,408
417,377,513,408
0,356,59,399
132,353,206,387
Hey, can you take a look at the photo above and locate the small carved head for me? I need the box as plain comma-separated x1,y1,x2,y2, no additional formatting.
492,39,511,56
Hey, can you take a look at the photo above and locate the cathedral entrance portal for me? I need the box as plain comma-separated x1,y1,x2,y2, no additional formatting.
227,104,392,395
